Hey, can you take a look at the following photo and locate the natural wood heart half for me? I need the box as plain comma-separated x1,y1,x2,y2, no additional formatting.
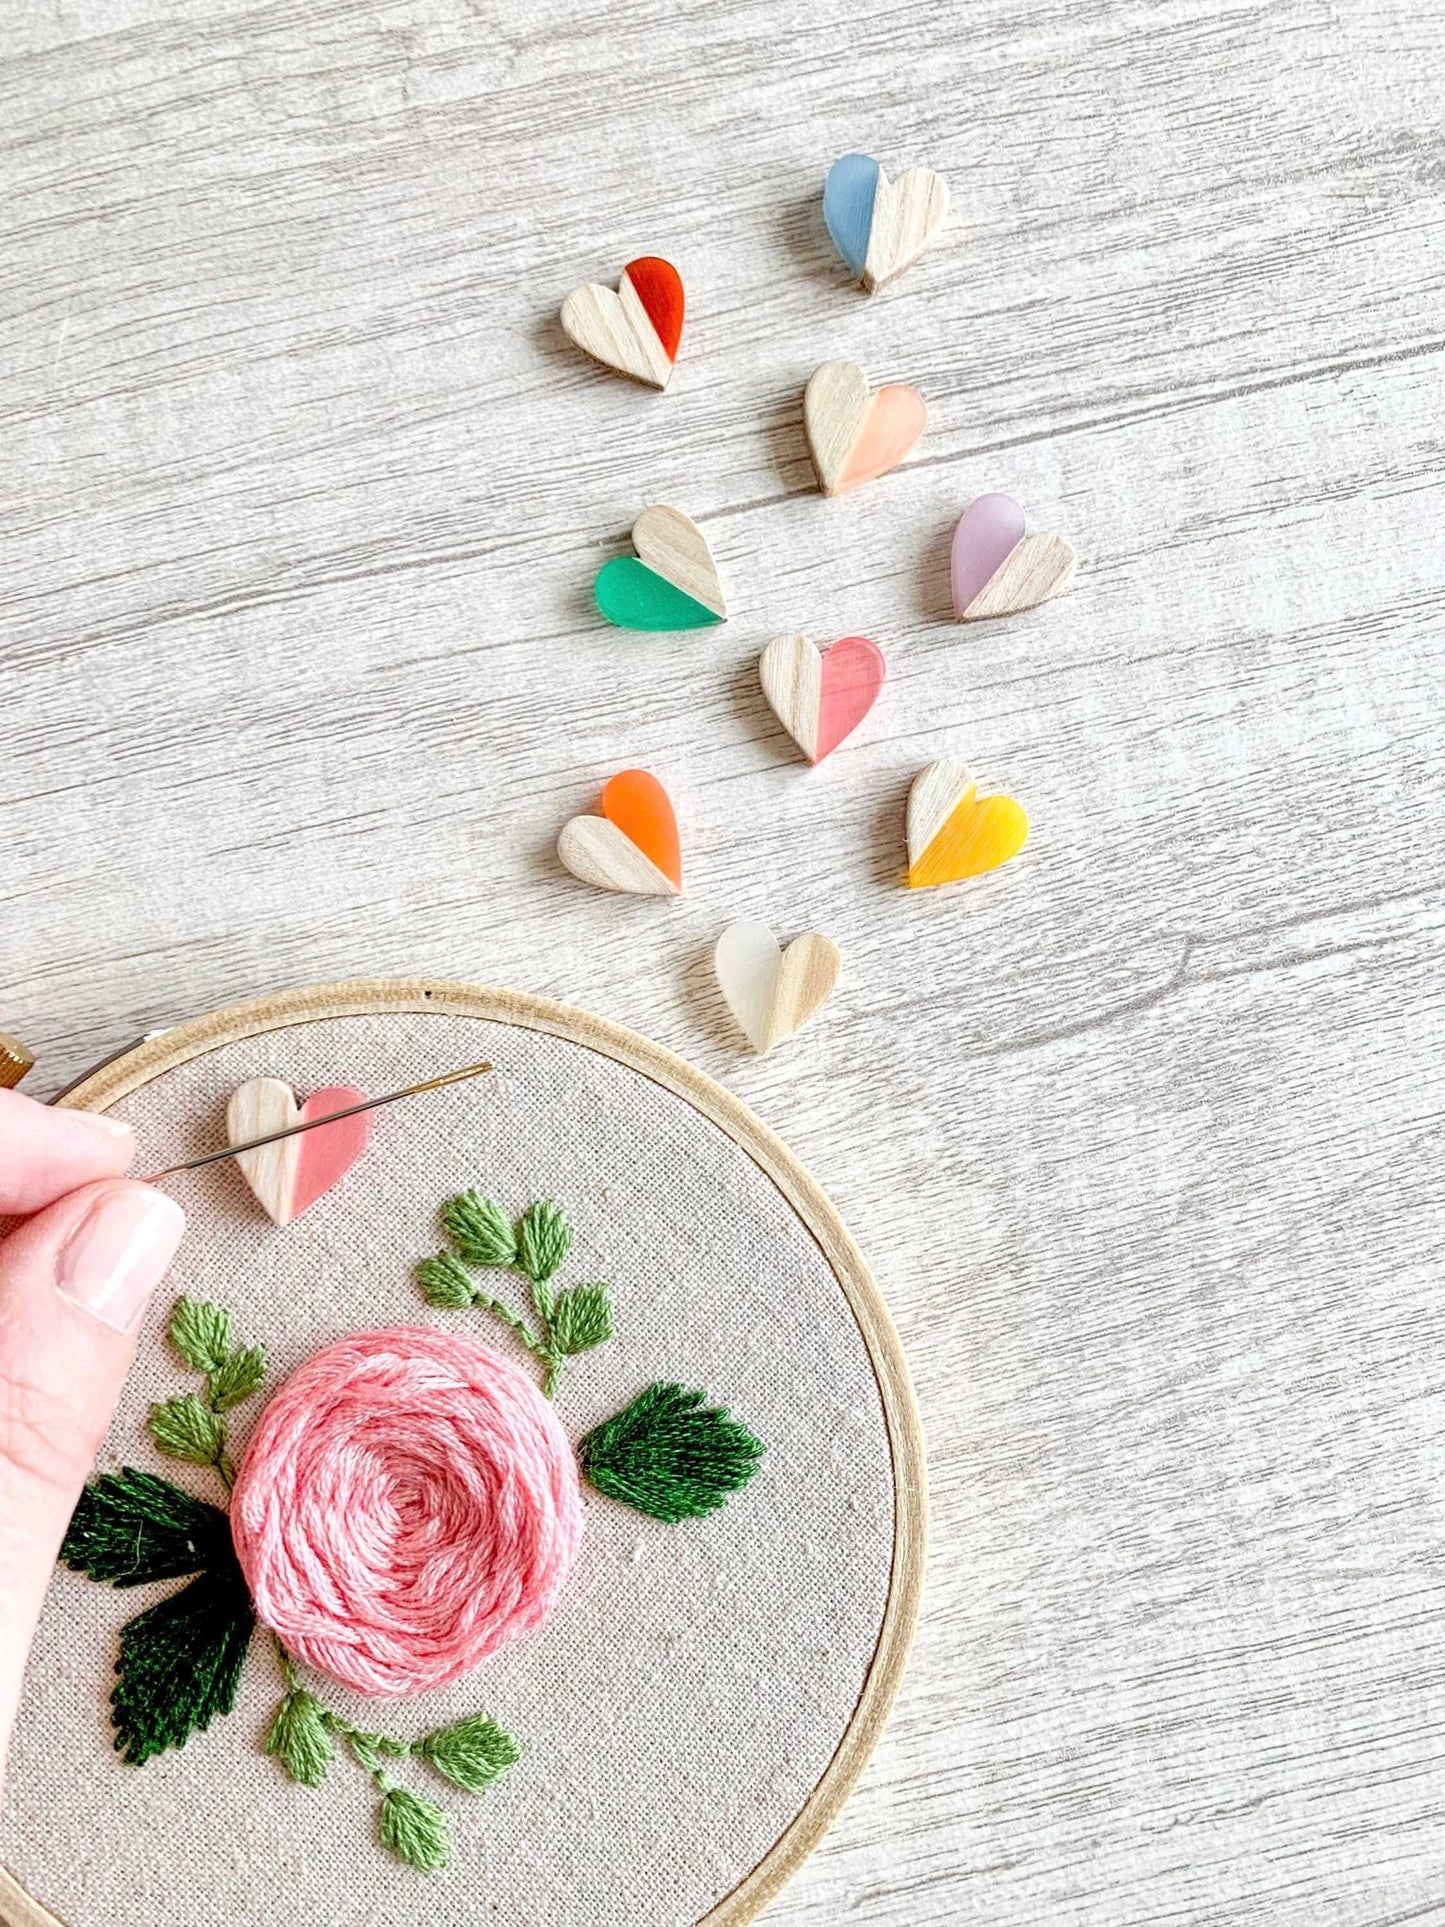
758,633,886,763
823,153,950,291
559,257,684,389
226,1079,372,1226
951,493,1077,621
804,361,925,496
714,923,841,1054
557,768,682,895
906,759,1029,888
594,504,727,630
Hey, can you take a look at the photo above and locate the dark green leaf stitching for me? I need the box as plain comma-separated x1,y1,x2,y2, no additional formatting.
579,1383,765,1523
110,1553,254,1764
61,1468,232,1589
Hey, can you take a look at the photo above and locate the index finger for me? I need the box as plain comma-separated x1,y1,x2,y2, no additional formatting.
0,1089,136,1215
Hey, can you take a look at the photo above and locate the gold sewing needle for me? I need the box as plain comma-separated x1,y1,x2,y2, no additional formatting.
137,1060,494,1184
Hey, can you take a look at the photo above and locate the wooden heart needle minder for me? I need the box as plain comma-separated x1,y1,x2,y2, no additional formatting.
823,152,949,291
758,633,885,764
951,494,1077,621
714,923,841,1055
906,760,1029,889
560,257,684,389
593,505,727,631
804,361,925,496
557,769,682,896
132,1063,495,1217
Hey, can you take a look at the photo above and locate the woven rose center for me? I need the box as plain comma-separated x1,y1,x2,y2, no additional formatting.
230,1327,584,1698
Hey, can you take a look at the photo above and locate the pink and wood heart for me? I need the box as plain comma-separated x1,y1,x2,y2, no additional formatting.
225,1079,372,1225
758,633,886,763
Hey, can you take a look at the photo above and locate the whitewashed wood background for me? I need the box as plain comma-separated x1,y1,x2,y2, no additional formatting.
4,0,1445,1920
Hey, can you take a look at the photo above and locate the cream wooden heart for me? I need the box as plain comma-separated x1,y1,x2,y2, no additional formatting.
714,922,841,1054
864,166,949,290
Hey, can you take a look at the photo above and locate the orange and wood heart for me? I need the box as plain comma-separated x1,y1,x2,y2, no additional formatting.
556,769,682,896
906,759,1029,888
803,360,925,496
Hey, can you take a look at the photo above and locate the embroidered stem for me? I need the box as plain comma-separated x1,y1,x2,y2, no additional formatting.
418,1194,614,1400
266,1636,520,1873
148,1297,266,1495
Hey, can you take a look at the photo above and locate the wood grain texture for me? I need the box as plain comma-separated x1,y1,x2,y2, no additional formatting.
3,0,1445,1921
631,504,728,615
861,166,949,293
958,531,1078,621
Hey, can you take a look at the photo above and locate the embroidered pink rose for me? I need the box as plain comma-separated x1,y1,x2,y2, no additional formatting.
229,1326,584,1698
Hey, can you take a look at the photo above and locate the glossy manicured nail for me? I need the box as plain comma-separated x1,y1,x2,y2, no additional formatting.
54,1186,185,1332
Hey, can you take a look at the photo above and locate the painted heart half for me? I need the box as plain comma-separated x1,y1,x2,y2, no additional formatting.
823,153,949,292
758,633,885,763
804,361,925,496
906,759,1029,889
226,1079,372,1226
714,922,841,1054
951,493,1077,621
557,768,682,896
559,256,684,389
594,504,726,630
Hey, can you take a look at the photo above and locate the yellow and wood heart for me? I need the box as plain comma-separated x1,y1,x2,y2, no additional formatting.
906,760,1029,888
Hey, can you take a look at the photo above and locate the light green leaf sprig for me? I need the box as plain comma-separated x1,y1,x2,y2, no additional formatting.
148,1297,268,1491
419,1194,613,1398
267,1653,521,1874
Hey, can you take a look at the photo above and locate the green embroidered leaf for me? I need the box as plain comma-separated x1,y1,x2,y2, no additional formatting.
169,1297,233,1376
61,1469,232,1589
579,1383,765,1523
148,1392,226,1465
420,1715,521,1794
209,1343,266,1411
516,1199,572,1283
266,1688,334,1787
379,1784,450,1872
442,1192,516,1269
548,1282,614,1357
111,1560,254,1764
417,1252,478,1310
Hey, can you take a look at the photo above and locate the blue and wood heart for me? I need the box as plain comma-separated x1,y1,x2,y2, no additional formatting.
594,504,727,631
823,153,949,292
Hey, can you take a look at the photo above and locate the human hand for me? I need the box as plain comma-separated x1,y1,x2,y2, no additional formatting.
0,1089,184,1792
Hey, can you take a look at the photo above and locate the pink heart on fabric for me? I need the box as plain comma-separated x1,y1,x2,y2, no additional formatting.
226,1078,372,1226
292,1086,372,1220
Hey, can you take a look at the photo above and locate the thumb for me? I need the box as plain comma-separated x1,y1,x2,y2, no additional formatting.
0,1181,185,1780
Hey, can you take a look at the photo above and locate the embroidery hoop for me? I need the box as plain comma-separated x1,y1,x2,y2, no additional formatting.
0,978,926,1927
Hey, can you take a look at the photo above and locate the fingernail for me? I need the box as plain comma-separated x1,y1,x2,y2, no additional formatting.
66,1110,134,1142
55,1186,185,1332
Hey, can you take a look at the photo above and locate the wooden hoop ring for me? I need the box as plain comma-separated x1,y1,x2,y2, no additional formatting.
1,978,927,1927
